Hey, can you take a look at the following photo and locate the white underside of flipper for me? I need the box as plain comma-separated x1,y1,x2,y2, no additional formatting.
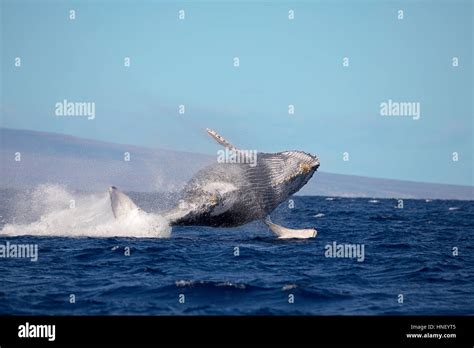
264,216,317,239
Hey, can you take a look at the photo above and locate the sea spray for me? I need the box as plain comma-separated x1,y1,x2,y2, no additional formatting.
0,184,171,238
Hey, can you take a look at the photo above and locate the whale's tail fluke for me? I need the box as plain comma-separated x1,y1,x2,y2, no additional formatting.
108,186,140,219
107,186,172,237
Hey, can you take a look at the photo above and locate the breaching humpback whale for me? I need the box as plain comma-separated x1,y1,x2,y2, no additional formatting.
109,129,320,239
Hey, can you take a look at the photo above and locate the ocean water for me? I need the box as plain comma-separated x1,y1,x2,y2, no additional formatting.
0,188,473,315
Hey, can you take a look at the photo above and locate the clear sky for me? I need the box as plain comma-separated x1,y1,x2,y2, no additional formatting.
1,0,472,186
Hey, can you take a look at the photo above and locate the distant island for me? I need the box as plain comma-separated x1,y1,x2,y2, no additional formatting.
1,128,472,200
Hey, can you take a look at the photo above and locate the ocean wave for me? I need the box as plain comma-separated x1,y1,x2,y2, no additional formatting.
369,214,403,221
175,280,248,290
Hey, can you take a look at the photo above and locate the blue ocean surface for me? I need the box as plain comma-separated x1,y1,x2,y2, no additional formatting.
0,195,473,315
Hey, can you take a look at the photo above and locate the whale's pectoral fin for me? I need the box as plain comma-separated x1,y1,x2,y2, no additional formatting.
263,216,317,239
108,186,140,219
206,128,239,151
206,128,257,164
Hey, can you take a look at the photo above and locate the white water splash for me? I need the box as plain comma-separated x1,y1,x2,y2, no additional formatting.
282,284,297,291
0,184,171,238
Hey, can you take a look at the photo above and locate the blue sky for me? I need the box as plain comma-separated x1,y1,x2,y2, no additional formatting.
1,0,472,186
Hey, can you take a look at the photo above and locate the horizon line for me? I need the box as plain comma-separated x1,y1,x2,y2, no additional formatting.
1,126,472,189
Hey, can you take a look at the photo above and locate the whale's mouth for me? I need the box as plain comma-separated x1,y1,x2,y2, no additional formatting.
268,151,320,188
313,157,320,170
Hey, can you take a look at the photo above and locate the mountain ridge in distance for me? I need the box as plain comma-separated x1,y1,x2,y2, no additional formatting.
1,127,472,200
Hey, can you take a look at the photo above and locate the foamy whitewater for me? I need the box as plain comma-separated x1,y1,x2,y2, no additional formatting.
0,184,171,238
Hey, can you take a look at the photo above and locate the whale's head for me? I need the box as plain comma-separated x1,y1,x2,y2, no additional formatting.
269,151,320,196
